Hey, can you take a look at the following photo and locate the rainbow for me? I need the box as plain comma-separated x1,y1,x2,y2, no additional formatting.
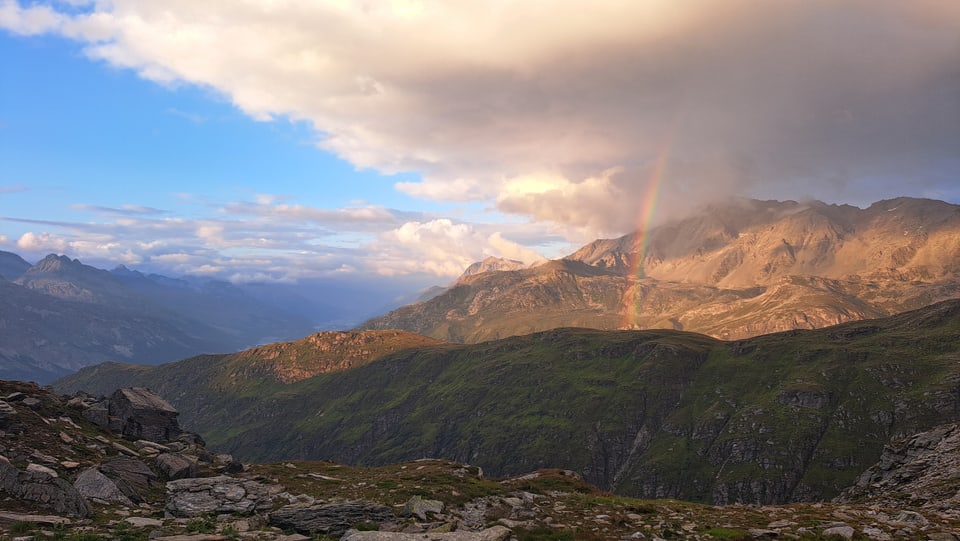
621,140,673,329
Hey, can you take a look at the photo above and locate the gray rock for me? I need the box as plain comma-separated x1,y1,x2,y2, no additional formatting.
82,403,109,427
22,397,40,409
108,388,182,443
269,501,395,537
74,467,133,506
822,525,855,539
26,463,58,478
166,476,281,517
156,453,199,480
0,400,16,419
0,455,90,517
402,495,444,521
341,526,511,541
99,457,156,503
0,511,71,526
124,517,164,528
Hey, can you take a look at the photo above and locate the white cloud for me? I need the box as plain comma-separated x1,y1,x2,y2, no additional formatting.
0,1,63,35
4,0,958,282
17,231,68,252
373,218,544,277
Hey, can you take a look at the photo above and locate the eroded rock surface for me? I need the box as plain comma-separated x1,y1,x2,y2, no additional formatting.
166,476,283,517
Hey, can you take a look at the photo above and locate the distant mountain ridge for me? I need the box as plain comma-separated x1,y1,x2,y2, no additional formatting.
360,197,960,342
53,298,960,505
0,252,319,383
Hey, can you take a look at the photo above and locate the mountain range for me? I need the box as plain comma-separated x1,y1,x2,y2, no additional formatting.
54,298,960,505
360,197,960,342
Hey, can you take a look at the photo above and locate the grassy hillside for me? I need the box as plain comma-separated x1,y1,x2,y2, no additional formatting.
55,299,960,504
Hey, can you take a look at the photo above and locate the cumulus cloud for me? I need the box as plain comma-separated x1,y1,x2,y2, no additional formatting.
3,0,957,239
373,219,545,277
4,196,543,280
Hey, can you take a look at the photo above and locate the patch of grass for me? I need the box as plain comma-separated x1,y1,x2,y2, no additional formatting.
185,516,216,534
221,524,241,539
351,522,379,531
112,523,148,541
707,527,749,540
10,522,33,535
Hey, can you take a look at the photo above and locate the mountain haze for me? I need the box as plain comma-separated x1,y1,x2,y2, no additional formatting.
360,197,960,342
54,299,960,505
0,252,319,383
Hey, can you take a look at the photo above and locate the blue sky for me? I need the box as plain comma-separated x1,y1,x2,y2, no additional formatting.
1,0,958,283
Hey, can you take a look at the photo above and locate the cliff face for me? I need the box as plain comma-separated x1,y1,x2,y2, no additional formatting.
359,198,960,343
54,299,960,505
837,422,960,512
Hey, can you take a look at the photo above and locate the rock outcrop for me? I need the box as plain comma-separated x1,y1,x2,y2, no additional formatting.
268,501,395,537
166,476,283,517
0,455,91,517
837,422,960,513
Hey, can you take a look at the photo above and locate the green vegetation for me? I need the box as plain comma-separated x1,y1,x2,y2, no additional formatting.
53,300,960,504
706,527,749,540
186,516,216,534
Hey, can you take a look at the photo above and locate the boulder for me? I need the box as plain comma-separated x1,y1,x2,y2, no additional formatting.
81,403,109,427
74,467,133,506
341,526,512,541
108,388,182,443
269,501,395,537
402,495,444,521
166,475,281,517
98,457,156,503
0,455,90,517
156,453,199,480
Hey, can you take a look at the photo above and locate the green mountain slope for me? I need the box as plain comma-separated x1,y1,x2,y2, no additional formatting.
54,299,960,505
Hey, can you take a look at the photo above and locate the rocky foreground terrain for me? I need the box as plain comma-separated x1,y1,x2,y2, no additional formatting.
2,380,959,540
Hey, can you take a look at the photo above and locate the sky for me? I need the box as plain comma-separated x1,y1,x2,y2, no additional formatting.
1,0,958,285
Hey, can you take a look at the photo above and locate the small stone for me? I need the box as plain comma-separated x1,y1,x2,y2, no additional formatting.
822,525,855,539
60,462,81,470
275,535,310,541
125,517,164,528
59,416,81,429
59,432,74,444
894,510,928,526
113,442,141,457
768,520,796,528
27,463,58,478
22,397,41,408
861,527,891,540
748,529,779,538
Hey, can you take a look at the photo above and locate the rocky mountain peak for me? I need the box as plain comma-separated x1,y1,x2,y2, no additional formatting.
458,257,528,281
359,197,960,344
29,254,85,274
